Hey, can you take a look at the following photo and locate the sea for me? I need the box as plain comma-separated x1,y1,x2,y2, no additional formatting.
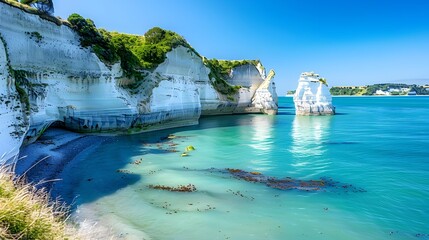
53,96,429,240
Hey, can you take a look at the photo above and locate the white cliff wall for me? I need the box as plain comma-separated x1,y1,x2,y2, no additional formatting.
203,63,278,115
293,73,335,115
0,3,199,160
229,64,264,112
1,3,143,140
0,36,27,161
252,70,278,115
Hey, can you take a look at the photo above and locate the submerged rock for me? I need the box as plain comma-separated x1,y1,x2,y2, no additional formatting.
148,184,197,192
293,72,335,115
205,168,365,193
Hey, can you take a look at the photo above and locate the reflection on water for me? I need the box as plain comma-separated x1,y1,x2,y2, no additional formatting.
290,116,333,176
248,116,274,152
245,115,275,172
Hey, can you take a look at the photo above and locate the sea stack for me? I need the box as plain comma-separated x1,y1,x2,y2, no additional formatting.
293,72,335,115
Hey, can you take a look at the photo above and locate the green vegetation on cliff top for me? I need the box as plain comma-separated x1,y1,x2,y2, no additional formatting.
0,2,260,96
68,14,197,77
204,59,261,76
67,13,254,95
203,59,260,95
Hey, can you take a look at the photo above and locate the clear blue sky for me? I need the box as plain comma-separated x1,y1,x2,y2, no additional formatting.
55,0,429,94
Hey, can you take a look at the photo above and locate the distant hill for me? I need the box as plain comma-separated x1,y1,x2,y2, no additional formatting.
329,83,429,96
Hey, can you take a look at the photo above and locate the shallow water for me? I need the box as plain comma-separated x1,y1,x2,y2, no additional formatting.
53,96,429,239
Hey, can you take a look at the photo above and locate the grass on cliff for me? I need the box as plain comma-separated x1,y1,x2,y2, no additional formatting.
66,13,256,96
205,59,261,76
67,14,196,77
0,164,75,239
203,58,261,95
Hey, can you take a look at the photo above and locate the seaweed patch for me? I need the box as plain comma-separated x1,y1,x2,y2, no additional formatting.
148,184,197,192
208,168,366,193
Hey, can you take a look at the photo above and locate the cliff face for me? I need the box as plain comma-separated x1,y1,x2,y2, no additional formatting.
203,62,277,115
0,2,278,161
293,72,335,115
252,69,278,115
0,34,27,160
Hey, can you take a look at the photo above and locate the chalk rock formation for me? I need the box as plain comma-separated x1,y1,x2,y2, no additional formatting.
0,1,278,161
204,62,278,115
252,69,278,115
293,72,335,115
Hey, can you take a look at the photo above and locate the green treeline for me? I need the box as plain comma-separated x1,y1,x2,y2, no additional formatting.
329,87,367,96
330,83,429,95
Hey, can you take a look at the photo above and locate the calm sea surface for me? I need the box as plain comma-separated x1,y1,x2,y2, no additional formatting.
54,96,429,239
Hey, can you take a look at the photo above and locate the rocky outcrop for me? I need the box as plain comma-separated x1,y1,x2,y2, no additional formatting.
252,69,278,115
0,2,278,161
202,62,277,115
293,72,335,115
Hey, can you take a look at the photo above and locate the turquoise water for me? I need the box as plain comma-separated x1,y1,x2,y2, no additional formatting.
54,97,429,239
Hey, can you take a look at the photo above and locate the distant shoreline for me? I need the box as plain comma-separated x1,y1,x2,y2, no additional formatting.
332,95,429,97
282,95,429,97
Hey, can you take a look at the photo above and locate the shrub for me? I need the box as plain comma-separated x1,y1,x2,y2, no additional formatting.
67,14,118,64
144,27,166,44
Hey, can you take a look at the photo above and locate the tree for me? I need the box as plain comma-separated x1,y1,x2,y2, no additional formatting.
67,13,102,47
20,0,54,15
144,27,166,44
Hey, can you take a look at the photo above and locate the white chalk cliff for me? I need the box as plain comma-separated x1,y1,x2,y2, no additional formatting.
293,72,335,115
0,1,278,161
252,69,278,115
